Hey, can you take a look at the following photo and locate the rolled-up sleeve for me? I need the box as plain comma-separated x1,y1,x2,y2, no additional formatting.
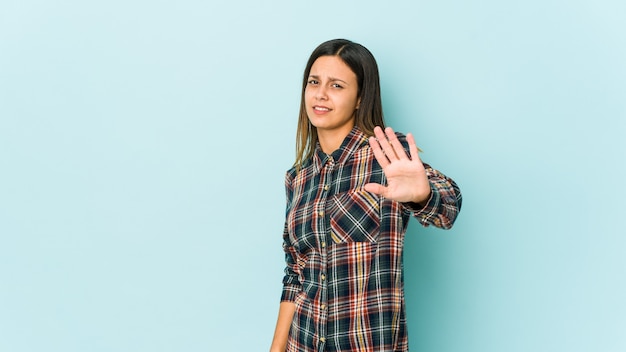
281,222,302,302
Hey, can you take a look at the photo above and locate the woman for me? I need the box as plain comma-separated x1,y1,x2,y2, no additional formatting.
270,39,462,352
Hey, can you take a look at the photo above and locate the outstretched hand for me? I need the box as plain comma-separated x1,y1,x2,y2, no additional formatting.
364,126,431,204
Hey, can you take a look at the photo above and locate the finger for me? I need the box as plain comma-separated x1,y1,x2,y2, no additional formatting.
373,125,386,140
406,133,421,162
374,126,398,160
368,136,390,167
385,127,409,160
364,182,387,197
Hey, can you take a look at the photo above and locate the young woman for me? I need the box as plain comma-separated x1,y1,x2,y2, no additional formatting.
270,39,462,352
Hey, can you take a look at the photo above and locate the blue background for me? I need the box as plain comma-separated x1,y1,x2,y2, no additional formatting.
1,0,624,351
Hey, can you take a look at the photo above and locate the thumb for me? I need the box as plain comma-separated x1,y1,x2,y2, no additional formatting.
364,183,387,196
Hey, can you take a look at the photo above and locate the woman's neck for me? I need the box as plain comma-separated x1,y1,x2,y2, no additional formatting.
317,124,355,154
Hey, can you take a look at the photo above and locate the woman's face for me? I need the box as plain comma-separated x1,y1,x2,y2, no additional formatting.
305,55,361,136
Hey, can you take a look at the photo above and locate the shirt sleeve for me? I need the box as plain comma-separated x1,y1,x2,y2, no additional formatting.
281,223,303,302
403,163,462,229
280,170,302,302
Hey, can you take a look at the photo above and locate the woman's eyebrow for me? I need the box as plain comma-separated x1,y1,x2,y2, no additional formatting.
308,74,349,85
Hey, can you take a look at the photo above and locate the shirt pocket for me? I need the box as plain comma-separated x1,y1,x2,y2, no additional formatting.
328,190,380,244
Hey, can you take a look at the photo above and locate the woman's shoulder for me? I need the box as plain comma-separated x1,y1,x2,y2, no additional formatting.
393,130,408,141
284,159,309,181
285,165,298,179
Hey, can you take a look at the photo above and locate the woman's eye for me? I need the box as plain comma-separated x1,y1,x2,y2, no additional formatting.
332,83,343,89
308,79,318,85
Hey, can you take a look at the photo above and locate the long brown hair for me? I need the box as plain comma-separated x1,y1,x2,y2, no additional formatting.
294,39,385,170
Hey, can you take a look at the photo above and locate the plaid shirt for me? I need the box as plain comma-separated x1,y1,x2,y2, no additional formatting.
281,127,461,352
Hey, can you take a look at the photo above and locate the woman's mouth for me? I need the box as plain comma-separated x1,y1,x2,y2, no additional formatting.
313,106,331,114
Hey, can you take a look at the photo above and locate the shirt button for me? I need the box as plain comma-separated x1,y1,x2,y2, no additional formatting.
321,241,326,248
320,337,326,343
318,210,324,216
321,274,326,281
321,304,326,310
324,185,329,191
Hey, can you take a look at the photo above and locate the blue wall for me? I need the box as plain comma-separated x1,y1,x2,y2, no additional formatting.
1,1,624,351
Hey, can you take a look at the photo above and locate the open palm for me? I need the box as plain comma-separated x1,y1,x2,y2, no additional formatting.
364,126,431,204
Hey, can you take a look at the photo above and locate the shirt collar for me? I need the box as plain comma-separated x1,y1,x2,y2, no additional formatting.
312,126,369,174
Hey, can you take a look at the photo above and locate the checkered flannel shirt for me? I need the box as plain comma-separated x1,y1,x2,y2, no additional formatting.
281,127,462,352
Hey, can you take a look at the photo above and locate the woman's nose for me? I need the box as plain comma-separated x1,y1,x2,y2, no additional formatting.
315,86,328,100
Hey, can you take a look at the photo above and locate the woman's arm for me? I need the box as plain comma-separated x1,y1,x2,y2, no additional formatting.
269,301,296,352
272,172,299,351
